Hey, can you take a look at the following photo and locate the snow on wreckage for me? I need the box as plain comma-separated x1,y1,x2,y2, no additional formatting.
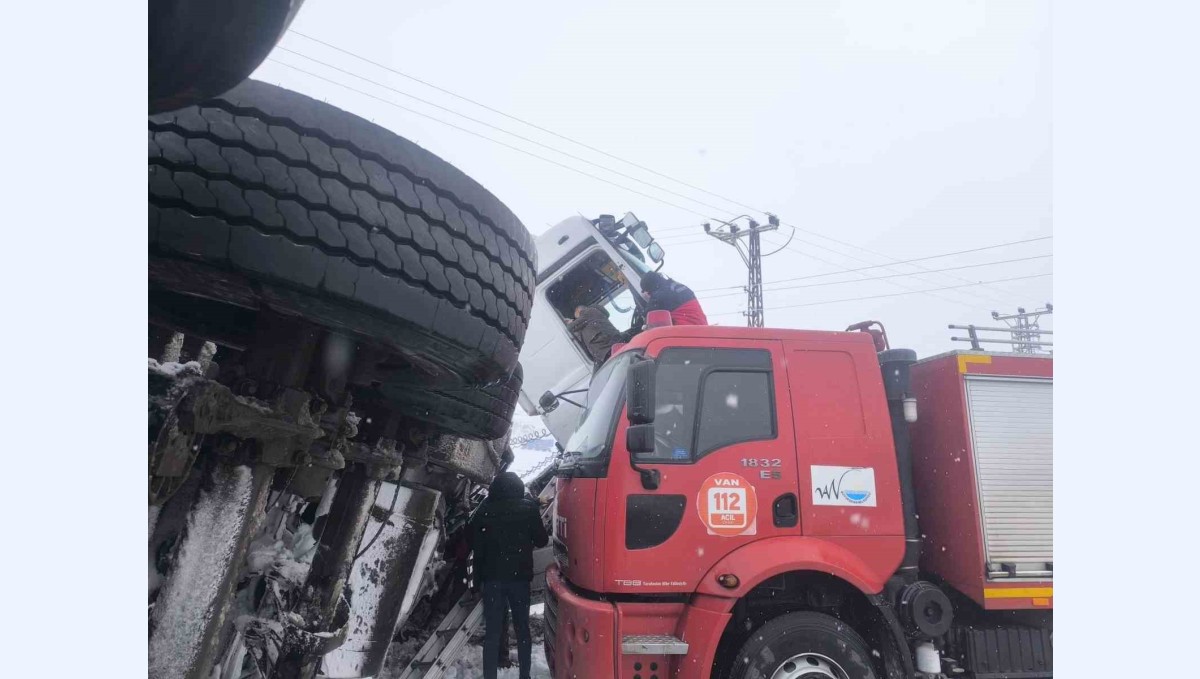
148,77,538,679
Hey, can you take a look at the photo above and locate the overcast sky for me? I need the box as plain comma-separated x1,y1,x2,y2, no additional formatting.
253,0,1051,360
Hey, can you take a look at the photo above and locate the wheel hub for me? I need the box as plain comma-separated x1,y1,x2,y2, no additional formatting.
770,652,849,679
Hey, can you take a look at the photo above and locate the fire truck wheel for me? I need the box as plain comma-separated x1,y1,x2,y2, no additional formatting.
728,611,877,679
149,79,536,388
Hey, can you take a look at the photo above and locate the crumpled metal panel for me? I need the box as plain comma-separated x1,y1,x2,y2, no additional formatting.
149,463,273,679
320,482,442,678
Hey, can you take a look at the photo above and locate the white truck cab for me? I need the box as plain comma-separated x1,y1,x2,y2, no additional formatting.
517,213,665,445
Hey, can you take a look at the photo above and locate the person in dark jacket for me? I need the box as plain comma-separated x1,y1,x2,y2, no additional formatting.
566,305,622,363
639,271,709,326
470,471,549,679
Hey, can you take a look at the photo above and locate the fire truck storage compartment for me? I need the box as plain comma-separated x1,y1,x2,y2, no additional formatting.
908,352,1053,608
966,375,1053,575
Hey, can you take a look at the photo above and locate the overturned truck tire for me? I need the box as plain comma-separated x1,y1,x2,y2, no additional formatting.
380,363,524,443
149,0,305,113
149,80,535,439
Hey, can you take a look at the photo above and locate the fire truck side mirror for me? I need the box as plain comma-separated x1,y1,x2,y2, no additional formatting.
626,358,657,424
625,423,661,489
626,423,655,454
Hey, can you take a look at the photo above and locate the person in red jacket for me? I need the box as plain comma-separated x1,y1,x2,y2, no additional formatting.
639,271,709,326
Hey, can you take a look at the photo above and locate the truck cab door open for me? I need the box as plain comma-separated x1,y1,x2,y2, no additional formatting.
546,251,641,342
519,234,647,444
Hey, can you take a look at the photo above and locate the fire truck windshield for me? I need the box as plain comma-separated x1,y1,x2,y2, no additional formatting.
563,352,633,468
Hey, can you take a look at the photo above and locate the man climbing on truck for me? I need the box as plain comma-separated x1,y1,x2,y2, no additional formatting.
639,271,709,326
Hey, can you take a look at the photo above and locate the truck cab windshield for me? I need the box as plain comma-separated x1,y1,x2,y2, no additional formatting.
563,352,633,466
612,237,656,277
546,251,642,358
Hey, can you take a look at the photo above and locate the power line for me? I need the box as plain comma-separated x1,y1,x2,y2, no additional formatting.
657,236,726,247
267,59,721,221
279,45,970,308
701,254,1052,300
708,273,1053,318
761,224,798,257
663,221,1023,306
266,58,980,310
695,236,1053,291
271,56,955,313
287,30,768,214
757,230,1016,307
274,46,743,219
283,32,1018,302
267,47,1036,310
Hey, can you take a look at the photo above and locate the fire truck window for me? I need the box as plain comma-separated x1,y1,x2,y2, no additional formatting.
635,348,772,462
546,250,639,344
695,371,775,457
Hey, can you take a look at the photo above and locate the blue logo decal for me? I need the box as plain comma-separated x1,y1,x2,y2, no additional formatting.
672,447,689,460
814,467,873,505
844,489,872,504
840,469,873,504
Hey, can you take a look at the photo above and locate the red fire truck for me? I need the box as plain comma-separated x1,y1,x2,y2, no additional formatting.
542,316,1052,679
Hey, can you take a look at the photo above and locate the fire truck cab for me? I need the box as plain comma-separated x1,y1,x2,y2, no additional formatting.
540,321,1053,679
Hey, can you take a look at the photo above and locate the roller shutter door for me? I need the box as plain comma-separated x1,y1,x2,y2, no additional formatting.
965,377,1053,576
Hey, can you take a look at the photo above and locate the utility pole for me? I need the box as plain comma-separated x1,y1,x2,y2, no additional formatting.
704,214,780,327
992,303,1053,354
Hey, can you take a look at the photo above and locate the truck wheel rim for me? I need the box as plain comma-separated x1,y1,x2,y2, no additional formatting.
770,652,848,679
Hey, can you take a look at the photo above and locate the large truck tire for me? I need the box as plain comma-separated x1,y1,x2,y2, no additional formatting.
728,612,878,679
379,364,523,441
149,80,536,395
150,0,305,113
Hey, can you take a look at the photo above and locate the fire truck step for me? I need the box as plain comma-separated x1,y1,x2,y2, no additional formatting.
621,635,689,655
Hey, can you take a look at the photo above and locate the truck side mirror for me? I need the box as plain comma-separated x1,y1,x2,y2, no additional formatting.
647,242,664,262
626,357,656,424
626,423,655,454
629,223,653,248
625,423,660,489
539,390,559,413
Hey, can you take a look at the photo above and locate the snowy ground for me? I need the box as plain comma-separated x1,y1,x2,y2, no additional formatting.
382,604,550,678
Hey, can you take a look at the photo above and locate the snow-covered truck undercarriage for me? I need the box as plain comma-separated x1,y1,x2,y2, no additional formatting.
148,80,536,679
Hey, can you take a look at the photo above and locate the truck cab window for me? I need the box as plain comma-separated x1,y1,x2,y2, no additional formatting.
695,371,775,456
546,251,641,359
635,348,774,462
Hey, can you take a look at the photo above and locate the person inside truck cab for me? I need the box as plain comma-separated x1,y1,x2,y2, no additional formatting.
639,271,709,326
565,305,622,364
